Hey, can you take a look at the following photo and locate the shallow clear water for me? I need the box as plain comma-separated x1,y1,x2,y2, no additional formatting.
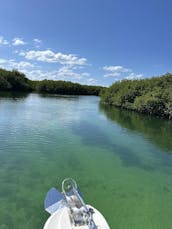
0,93,172,229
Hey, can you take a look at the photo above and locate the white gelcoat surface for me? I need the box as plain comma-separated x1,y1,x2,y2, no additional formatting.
43,205,110,229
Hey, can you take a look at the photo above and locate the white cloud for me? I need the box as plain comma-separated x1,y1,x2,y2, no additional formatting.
103,65,132,77
33,38,42,48
11,61,34,69
57,66,81,79
21,68,78,81
87,78,98,84
125,73,143,80
56,66,90,80
81,72,90,77
19,50,87,66
0,35,99,84
22,69,56,81
104,72,121,77
103,64,143,81
12,38,26,46
0,36,9,45
103,65,131,73
0,56,96,84
33,38,42,43
0,58,15,67
0,58,34,71
0,58,7,64
19,65,97,85
50,66,96,85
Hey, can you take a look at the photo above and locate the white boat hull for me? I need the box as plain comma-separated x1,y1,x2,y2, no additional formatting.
44,205,110,229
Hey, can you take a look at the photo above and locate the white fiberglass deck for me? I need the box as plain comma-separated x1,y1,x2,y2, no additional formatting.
44,205,110,229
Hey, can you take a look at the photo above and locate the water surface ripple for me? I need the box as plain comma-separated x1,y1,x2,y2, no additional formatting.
0,93,172,229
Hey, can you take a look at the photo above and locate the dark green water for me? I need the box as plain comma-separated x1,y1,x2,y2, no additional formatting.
0,93,172,229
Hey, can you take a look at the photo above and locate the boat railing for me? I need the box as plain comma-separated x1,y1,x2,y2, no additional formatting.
62,178,97,228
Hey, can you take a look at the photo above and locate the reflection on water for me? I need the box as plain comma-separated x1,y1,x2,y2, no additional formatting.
0,93,172,229
38,93,80,100
0,91,29,100
70,120,156,171
100,104,172,154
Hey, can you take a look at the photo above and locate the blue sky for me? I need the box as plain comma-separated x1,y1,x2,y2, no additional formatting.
0,0,172,86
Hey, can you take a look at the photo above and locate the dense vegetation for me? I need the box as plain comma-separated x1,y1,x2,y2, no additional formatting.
0,68,32,91
100,74,172,119
30,80,102,95
0,68,103,95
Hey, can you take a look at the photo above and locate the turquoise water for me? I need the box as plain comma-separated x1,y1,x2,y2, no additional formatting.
0,93,172,229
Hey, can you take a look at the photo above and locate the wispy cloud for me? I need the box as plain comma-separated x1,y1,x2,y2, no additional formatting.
55,66,96,84
33,38,42,44
19,50,87,66
12,38,27,46
22,69,57,81
103,64,143,80
0,35,147,86
87,78,98,84
33,38,42,48
0,36,9,45
104,72,120,77
12,61,34,69
125,73,143,80
22,67,95,85
0,57,96,84
0,58,8,64
103,65,131,73
103,65,131,77
57,66,82,79
0,58,34,70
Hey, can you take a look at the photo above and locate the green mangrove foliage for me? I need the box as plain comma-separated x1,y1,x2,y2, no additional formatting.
100,74,172,119
31,80,103,95
0,68,104,95
0,68,32,91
